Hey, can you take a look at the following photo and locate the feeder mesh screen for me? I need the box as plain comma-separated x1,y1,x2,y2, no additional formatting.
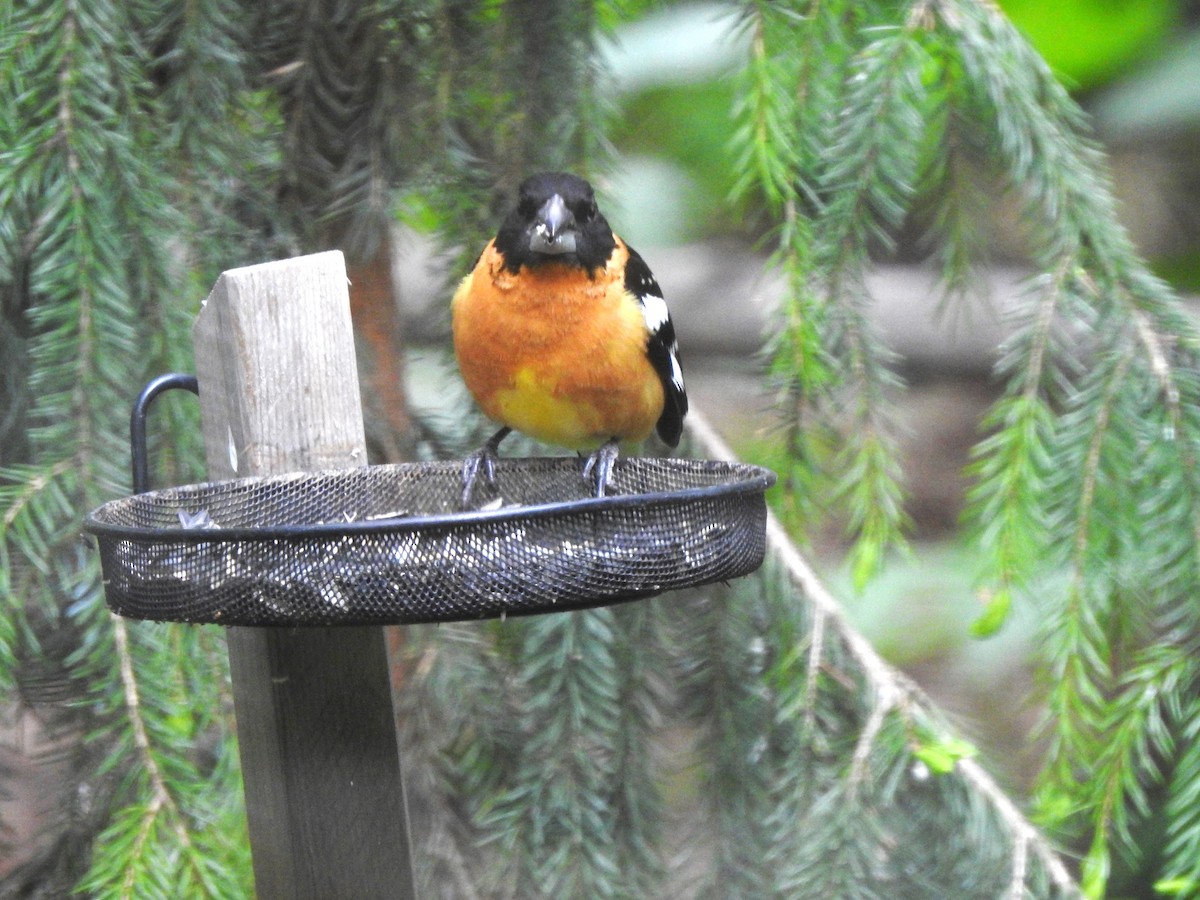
85,458,771,626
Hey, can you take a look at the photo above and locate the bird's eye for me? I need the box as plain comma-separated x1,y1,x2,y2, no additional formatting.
578,198,598,222
518,196,537,218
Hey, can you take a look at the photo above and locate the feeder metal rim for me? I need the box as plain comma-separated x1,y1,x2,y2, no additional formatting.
82,460,777,544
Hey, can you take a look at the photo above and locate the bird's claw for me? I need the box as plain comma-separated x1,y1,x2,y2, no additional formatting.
582,439,620,499
460,451,498,508
461,427,511,509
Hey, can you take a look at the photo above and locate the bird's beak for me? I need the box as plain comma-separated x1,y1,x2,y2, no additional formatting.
530,194,578,255
538,194,573,239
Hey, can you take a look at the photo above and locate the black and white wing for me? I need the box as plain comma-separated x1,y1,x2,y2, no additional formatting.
624,245,687,447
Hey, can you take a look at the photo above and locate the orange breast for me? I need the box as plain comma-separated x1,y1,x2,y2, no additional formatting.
451,240,663,450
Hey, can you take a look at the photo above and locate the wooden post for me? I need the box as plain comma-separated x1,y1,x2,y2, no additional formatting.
193,251,416,899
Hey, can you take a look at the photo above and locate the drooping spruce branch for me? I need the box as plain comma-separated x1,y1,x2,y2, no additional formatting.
0,0,261,893
729,0,836,534
730,0,1200,895
747,468,1076,899
731,1,926,587
474,611,631,899
74,617,250,899
943,4,1200,894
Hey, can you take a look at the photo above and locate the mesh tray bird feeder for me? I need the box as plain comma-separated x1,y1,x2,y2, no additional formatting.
86,453,774,626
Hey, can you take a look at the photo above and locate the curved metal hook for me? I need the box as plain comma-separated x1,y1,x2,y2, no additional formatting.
130,373,198,494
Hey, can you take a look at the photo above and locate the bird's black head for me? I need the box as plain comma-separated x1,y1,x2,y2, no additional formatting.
494,172,617,274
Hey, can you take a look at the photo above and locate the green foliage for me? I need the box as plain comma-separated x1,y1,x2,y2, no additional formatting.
394,530,1076,898
0,0,272,892
472,611,632,898
418,0,609,270
731,1,921,589
913,731,979,776
4,0,1194,896
73,622,250,900
727,0,1200,896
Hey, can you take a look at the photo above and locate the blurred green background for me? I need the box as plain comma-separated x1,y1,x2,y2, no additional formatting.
605,0,1200,280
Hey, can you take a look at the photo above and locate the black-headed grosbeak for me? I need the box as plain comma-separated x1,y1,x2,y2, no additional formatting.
452,172,688,504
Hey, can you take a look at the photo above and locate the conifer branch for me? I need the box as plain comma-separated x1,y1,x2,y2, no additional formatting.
1069,351,1131,579
0,459,73,531
803,602,827,735
1129,308,1180,414
1161,699,1200,892
771,504,1077,895
112,615,192,856
689,412,1079,897
921,2,1200,891
846,684,900,799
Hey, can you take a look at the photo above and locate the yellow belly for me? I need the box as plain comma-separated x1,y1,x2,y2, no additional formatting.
490,366,660,449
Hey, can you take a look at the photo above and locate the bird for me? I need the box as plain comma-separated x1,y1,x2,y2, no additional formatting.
451,171,687,506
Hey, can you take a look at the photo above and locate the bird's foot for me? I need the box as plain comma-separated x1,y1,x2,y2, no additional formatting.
461,427,511,508
581,439,620,499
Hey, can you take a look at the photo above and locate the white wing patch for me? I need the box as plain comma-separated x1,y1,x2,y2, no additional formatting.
639,293,670,333
636,289,684,395
668,349,684,393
